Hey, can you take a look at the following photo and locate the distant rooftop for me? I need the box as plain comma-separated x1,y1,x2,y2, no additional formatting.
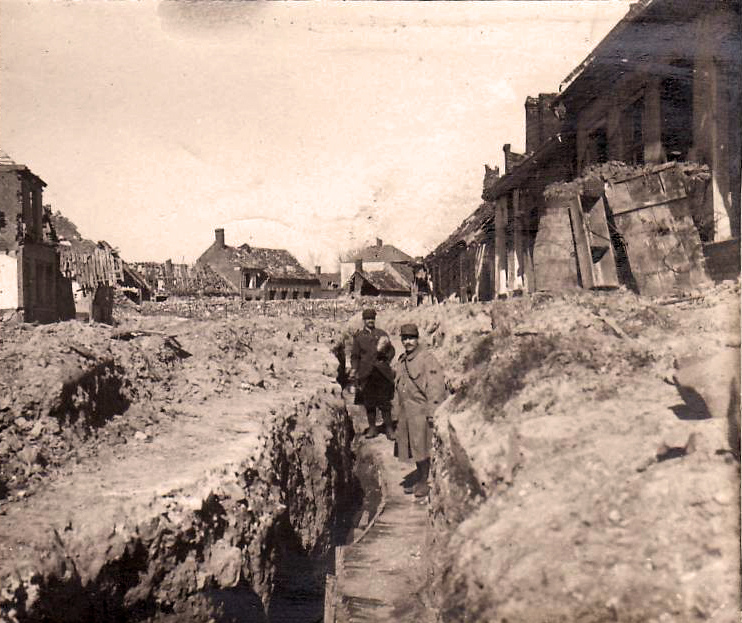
346,238,413,263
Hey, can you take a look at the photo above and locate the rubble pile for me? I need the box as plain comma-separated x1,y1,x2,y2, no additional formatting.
376,281,739,623
0,322,190,499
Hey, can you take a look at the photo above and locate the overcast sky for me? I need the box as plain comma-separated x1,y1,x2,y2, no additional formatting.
1,1,631,270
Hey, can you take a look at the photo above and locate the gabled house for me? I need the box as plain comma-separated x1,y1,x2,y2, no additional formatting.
347,262,411,298
0,152,65,323
339,238,414,286
341,238,428,301
197,229,320,300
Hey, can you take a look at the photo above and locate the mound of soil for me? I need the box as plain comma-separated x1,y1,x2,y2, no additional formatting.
379,282,740,623
0,310,356,622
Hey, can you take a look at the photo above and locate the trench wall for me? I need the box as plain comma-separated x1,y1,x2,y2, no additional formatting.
0,393,354,622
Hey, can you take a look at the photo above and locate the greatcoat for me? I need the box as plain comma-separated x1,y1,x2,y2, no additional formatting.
350,327,395,409
392,344,446,462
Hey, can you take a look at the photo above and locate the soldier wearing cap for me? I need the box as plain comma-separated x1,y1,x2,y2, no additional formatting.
392,322,446,497
349,308,395,439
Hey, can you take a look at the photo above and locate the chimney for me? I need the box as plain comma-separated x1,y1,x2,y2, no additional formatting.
315,265,321,275
503,144,513,174
525,96,540,154
526,93,560,154
375,238,382,248
165,259,173,275
355,259,363,273
539,93,561,145
214,228,225,248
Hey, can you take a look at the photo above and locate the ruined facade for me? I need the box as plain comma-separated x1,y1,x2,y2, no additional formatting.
427,93,567,301
556,0,741,255
0,153,65,322
197,229,320,300
428,0,740,299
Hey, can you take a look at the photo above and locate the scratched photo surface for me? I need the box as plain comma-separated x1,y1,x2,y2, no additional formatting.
0,1,739,622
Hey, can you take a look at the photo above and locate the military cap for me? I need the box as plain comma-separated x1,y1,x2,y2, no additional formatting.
362,308,377,319
400,323,419,337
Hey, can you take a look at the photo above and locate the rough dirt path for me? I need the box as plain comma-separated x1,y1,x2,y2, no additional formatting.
334,409,434,623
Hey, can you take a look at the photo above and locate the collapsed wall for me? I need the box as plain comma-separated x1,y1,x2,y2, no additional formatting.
378,283,740,622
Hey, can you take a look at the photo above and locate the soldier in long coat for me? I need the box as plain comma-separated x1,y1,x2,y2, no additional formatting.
350,308,395,439
392,323,446,497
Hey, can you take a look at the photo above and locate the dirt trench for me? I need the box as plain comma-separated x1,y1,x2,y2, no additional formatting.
0,313,361,622
366,283,740,623
2,284,740,623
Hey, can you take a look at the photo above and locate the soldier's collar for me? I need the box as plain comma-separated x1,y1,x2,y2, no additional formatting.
404,346,420,361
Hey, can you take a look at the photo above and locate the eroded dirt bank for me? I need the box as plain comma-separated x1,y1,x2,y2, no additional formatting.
375,282,740,623
0,312,355,622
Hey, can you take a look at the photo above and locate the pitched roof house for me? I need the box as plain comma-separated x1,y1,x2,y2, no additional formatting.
341,238,431,301
197,229,320,300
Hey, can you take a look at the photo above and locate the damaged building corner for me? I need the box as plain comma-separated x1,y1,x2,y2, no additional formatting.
426,0,741,300
0,152,64,323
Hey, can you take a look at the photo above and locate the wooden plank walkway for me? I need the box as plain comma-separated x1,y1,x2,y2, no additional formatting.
332,429,432,623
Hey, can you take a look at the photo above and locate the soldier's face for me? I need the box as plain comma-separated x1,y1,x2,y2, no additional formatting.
364,318,375,330
401,335,418,353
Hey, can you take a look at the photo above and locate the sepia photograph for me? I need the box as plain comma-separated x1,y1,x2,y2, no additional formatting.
0,0,740,621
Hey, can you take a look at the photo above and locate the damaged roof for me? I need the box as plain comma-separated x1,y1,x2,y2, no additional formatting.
59,241,122,291
354,269,410,294
198,240,318,292
555,0,734,107
129,261,237,295
427,202,495,260
207,243,313,278
0,150,46,186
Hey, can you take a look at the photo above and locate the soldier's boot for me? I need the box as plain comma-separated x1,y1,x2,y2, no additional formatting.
413,459,431,498
381,408,394,441
403,471,418,495
364,409,378,439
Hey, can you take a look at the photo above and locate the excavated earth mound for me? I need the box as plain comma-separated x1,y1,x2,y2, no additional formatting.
0,312,355,622
375,282,740,623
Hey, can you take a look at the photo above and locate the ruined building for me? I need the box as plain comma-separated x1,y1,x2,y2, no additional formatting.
128,260,233,301
551,0,741,287
0,152,66,322
197,228,320,300
314,266,342,299
427,0,741,299
427,91,569,301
